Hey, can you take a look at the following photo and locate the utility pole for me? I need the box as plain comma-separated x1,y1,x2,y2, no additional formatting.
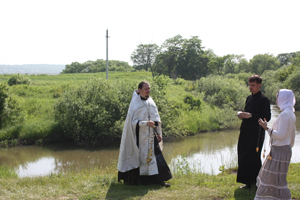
106,29,109,80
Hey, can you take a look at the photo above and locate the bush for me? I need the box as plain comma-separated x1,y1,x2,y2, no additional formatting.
194,75,249,110
7,73,31,86
184,94,201,110
54,78,136,146
174,77,186,85
54,76,183,145
0,83,8,127
1,95,24,128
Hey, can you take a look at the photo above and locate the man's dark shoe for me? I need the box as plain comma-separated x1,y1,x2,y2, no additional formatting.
160,182,171,187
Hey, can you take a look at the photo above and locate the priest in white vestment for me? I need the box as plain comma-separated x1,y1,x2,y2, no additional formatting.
117,81,172,186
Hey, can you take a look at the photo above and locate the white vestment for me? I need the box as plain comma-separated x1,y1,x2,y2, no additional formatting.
117,90,162,175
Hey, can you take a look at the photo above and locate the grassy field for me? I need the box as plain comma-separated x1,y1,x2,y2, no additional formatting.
0,163,299,200
0,72,241,146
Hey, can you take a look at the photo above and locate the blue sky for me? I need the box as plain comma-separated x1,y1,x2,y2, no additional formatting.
1,0,299,65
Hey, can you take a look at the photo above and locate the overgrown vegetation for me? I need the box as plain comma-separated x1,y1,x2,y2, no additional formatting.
1,55,300,146
62,59,133,73
0,72,243,146
7,73,31,86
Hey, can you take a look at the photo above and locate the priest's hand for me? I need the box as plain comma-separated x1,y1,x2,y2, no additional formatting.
157,135,162,143
147,121,155,127
237,112,252,119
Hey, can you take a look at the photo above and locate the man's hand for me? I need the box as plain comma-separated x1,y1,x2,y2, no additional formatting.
237,112,252,119
147,121,155,127
157,134,162,143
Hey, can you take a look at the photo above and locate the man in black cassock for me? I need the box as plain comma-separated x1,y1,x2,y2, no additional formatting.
236,75,271,189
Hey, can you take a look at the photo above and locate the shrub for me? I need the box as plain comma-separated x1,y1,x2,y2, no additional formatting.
0,83,8,127
194,75,249,110
54,76,182,145
174,77,186,85
184,94,201,110
7,73,31,86
54,78,136,146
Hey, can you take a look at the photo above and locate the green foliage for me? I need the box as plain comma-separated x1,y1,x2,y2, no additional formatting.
0,165,17,178
0,83,23,129
261,70,283,104
277,65,297,82
131,44,160,77
184,94,201,110
277,51,300,66
284,68,300,110
0,94,24,128
248,54,281,74
1,163,300,199
7,73,31,86
54,79,136,146
194,75,249,110
62,59,133,73
153,35,210,80
173,77,186,85
0,83,8,127
284,67,300,90
0,71,260,146
50,84,70,98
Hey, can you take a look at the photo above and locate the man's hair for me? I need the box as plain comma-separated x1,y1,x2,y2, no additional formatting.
138,81,149,89
248,75,262,84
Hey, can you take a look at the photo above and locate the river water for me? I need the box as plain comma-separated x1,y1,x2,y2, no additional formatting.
0,105,299,177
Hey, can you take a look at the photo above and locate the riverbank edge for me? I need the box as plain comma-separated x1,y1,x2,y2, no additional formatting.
0,124,240,148
0,163,299,199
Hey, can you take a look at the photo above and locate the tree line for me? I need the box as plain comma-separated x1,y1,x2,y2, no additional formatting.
62,59,133,73
62,35,300,82
131,35,300,80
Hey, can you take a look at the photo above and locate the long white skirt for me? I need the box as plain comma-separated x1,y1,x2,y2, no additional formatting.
254,145,292,200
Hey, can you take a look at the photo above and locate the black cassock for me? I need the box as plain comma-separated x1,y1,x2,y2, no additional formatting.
237,91,271,185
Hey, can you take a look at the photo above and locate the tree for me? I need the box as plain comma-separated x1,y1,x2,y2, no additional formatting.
154,35,209,80
277,51,300,66
176,36,208,79
153,35,184,78
235,58,249,73
131,44,160,77
62,60,133,73
248,54,280,75
223,54,244,74
208,56,227,75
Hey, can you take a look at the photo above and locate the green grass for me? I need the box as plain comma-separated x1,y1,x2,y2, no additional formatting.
0,72,241,146
0,163,299,199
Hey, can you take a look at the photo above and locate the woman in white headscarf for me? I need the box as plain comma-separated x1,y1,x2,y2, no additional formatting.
255,89,296,200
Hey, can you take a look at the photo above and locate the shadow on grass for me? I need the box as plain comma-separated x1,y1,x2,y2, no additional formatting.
105,182,161,200
234,186,256,200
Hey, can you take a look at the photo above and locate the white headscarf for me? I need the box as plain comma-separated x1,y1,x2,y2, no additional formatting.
277,89,296,112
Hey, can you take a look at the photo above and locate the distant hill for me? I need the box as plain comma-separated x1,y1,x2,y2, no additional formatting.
0,64,66,74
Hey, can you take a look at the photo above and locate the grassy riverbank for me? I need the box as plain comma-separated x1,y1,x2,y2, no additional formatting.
0,72,243,146
0,163,299,199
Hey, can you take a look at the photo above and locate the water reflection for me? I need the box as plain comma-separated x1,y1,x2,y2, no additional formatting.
0,105,299,177
169,105,300,174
